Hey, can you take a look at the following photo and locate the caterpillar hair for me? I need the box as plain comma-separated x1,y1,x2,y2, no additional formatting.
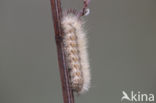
61,10,91,94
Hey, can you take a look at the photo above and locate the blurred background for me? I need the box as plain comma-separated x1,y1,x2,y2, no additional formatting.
0,0,156,103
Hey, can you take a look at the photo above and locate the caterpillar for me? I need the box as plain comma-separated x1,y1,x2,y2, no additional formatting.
61,10,91,94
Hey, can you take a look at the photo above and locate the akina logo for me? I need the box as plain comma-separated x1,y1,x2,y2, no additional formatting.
121,91,154,102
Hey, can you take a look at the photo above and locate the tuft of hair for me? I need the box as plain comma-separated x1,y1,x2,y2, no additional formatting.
61,11,91,94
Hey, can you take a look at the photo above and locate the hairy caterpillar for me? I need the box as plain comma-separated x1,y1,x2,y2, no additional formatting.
61,10,91,94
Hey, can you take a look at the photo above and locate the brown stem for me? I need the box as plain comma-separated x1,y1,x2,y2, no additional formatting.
50,0,75,103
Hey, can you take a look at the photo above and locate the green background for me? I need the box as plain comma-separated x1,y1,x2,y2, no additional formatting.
0,0,156,103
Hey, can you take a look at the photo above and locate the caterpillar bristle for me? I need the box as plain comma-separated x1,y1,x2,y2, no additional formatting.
61,11,91,94
63,9,79,17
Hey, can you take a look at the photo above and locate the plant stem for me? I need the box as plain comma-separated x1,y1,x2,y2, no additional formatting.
50,0,75,103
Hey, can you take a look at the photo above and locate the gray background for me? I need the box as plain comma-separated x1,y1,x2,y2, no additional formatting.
0,0,156,103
